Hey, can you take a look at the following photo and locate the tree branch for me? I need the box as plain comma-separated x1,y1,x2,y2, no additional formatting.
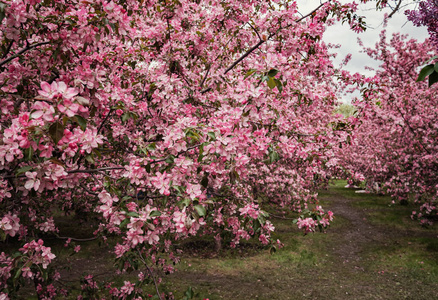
223,2,326,75
2,40,14,59
97,109,114,134
137,249,163,300
200,64,211,88
248,22,263,41
387,0,403,19
390,95,431,155
56,235,98,242
224,39,266,74
269,213,296,220
0,41,50,68
66,167,126,174
1,142,204,180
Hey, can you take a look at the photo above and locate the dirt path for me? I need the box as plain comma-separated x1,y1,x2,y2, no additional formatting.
323,187,388,264
161,184,438,299
16,183,437,299
324,186,436,265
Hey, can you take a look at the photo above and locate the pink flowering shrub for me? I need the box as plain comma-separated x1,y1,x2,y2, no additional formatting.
337,31,438,224
0,0,377,298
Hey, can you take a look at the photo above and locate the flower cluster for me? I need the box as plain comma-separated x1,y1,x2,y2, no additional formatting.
406,2,438,50
19,239,56,270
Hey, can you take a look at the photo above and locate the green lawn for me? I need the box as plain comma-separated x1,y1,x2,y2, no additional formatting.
10,180,438,299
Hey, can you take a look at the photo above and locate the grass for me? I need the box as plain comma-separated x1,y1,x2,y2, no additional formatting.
162,180,438,299
10,180,438,299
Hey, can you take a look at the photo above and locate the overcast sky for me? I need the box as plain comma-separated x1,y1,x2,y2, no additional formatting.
296,1,429,101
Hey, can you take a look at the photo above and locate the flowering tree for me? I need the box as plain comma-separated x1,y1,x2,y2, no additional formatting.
0,0,373,298
406,1,438,86
337,30,438,225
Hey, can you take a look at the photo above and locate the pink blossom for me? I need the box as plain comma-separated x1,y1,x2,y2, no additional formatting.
0,214,20,237
24,171,40,191
186,183,202,200
58,99,80,117
38,81,78,100
120,281,135,296
239,203,260,219
20,239,56,269
30,101,55,122
296,217,317,234
151,172,170,196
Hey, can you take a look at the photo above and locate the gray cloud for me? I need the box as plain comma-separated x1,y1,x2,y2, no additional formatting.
296,1,429,102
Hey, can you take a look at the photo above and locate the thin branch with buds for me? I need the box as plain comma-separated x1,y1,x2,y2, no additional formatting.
0,41,50,67
223,2,326,75
137,249,163,300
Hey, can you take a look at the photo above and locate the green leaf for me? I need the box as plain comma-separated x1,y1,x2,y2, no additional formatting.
173,185,184,194
165,155,175,164
434,62,438,73
85,154,94,164
429,70,438,87
109,22,116,32
74,115,87,130
119,219,129,228
417,64,435,82
274,78,283,92
13,268,22,286
229,169,239,183
43,270,48,281
253,218,261,232
122,113,130,122
424,55,438,64
184,286,194,299
24,147,34,161
126,211,140,217
268,147,280,164
267,77,276,89
179,198,191,207
150,210,162,217
0,230,6,242
145,164,151,173
267,68,279,77
207,132,216,140
16,165,33,175
147,143,156,151
197,143,205,162
49,121,64,144
92,148,102,159
194,205,206,217
244,69,257,79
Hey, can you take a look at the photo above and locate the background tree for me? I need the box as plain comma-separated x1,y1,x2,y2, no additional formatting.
338,31,438,224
